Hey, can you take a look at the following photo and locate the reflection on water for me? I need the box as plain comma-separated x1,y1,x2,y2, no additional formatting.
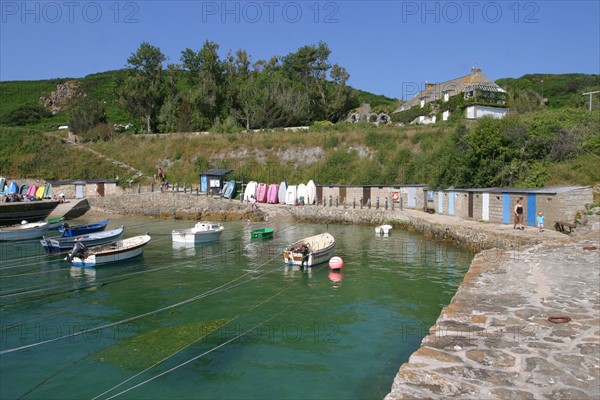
69,266,97,281
0,216,473,400
171,241,198,257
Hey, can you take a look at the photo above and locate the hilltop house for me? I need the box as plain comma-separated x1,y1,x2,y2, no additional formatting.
394,68,507,123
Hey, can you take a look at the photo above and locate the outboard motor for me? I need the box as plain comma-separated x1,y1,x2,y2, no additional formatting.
66,241,87,262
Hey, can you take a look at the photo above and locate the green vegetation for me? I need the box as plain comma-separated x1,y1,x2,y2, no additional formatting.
0,103,52,126
0,127,131,181
497,73,600,110
0,69,598,190
96,319,230,369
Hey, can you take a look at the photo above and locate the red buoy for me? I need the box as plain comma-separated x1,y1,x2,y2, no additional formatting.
329,256,344,270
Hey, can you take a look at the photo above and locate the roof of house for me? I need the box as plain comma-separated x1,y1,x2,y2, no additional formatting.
395,68,505,113
200,169,233,177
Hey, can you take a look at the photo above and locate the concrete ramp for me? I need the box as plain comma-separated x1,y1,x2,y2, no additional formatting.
47,198,90,220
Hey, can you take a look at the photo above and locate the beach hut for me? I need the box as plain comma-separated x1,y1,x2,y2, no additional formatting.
200,169,233,195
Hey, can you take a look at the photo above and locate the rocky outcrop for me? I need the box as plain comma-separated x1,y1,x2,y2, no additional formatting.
40,80,82,113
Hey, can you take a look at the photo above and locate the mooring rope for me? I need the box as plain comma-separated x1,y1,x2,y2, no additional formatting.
0,234,300,355
104,299,300,399
92,274,305,400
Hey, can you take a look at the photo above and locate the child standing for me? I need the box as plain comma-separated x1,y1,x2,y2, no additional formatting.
537,212,545,232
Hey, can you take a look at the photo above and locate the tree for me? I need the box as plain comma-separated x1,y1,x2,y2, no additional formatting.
68,99,107,134
325,64,358,121
119,42,166,133
158,64,181,133
181,41,225,131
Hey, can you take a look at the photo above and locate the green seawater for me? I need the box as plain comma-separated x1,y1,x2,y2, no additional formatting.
0,215,473,399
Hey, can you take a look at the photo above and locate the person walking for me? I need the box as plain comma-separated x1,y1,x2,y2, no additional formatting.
537,212,545,232
514,199,524,230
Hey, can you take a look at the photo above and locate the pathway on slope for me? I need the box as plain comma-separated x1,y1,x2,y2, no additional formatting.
46,132,146,180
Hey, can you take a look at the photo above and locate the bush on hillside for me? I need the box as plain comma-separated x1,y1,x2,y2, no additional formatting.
68,99,107,134
1,103,52,126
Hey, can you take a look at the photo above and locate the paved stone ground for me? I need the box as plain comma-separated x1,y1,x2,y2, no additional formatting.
385,232,600,400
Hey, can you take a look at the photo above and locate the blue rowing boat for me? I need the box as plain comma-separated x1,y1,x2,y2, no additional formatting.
58,219,109,237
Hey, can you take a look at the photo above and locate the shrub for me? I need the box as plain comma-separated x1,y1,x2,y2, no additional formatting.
1,103,52,126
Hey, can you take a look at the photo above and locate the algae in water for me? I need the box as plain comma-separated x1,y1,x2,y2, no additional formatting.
97,319,230,369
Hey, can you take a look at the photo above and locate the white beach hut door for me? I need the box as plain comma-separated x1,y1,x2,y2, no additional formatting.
407,188,416,208
482,193,490,221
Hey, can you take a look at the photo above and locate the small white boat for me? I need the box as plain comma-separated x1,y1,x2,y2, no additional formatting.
0,221,49,241
172,222,224,244
243,181,258,202
41,226,124,254
283,233,335,268
305,180,317,205
375,225,392,235
285,185,297,205
67,234,151,267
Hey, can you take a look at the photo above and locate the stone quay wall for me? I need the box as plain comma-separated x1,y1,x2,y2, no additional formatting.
384,234,600,400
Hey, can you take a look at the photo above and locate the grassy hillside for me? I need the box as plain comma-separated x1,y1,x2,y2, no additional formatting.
497,73,600,109
1,113,597,190
0,70,396,131
0,72,598,190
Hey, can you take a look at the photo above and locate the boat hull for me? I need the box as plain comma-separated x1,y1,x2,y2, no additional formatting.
172,222,224,244
0,222,50,241
375,225,392,235
243,181,258,202
222,180,236,199
256,183,268,203
250,228,274,239
59,219,109,237
71,235,151,267
41,227,124,254
285,185,297,205
283,233,335,267
306,180,317,205
278,181,287,204
266,184,279,204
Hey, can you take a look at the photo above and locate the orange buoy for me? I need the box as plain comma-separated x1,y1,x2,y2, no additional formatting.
329,256,344,270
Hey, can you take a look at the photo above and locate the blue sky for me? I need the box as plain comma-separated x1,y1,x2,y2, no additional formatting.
1,0,598,98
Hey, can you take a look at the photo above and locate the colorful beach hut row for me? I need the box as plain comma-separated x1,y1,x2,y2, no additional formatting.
0,177,54,199
426,186,592,227
317,184,592,226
